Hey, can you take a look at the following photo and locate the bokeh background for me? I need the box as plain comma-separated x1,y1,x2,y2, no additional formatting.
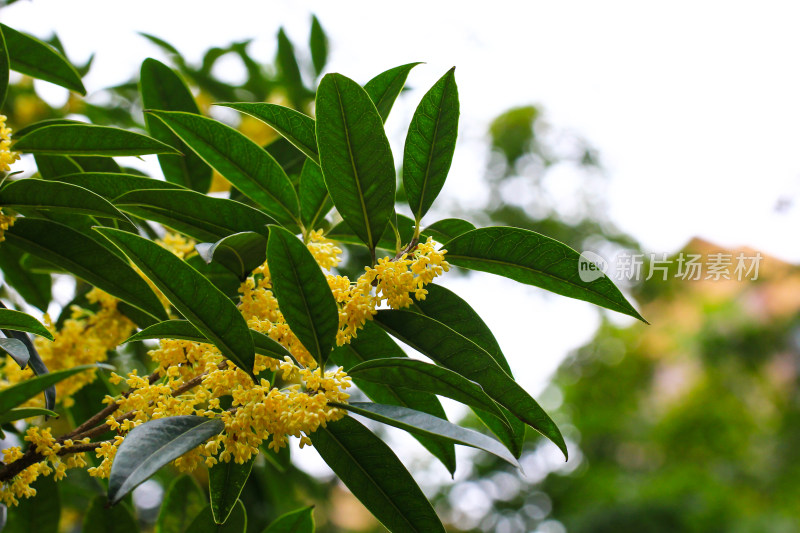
2,1,799,532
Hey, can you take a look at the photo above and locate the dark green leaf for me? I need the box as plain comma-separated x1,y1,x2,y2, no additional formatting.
196,232,267,280
0,25,9,109
0,328,54,408
316,73,396,252
348,358,509,428
156,475,207,533
95,228,256,379
261,506,314,533
0,309,53,340
1,23,85,94
217,103,318,163
0,244,52,311
404,68,459,221
72,155,122,173
0,363,108,413
364,63,421,123
326,213,415,253
337,402,518,468
33,154,82,179
276,28,306,108
309,416,445,533
421,218,475,243
210,457,255,524
186,502,246,533
114,189,273,242
83,496,138,533
5,218,167,321
141,58,213,192
147,110,300,226
0,407,58,424
309,15,328,77
445,226,646,321
375,309,568,459
267,226,337,367
298,160,332,231
108,415,225,504
13,124,180,156
186,256,243,302
54,172,185,200
0,179,128,220
265,137,305,177
3,476,60,533
330,322,455,474
0,337,29,368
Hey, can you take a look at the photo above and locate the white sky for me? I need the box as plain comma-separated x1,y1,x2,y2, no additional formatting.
4,0,798,475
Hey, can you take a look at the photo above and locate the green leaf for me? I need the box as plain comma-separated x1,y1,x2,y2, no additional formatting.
0,363,108,413
33,154,83,179
445,226,646,321
54,172,185,200
147,110,300,226
156,475,207,533
267,226,338,367
326,213,415,253
404,68,459,222
3,476,60,533
0,179,128,220
5,218,167,321
412,283,526,456
186,502,246,533
0,328,55,408
217,103,318,164
141,58,213,192
298,160,333,231
123,319,292,365
310,416,445,533
309,15,328,77
316,73,396,252
0,25,9,109
196,232,267,280
276,28,306,108
108,415,225,504
13,124,180,156
0,308,53,340
114,189,273,243
330,322,455,474
83,496,139,533
364,63,422,123
0,243,51,311
348,358,509,428
186,256,243,302
0,23,85,94
265,137,306,178
261,506,314,533
337,402,519,468
375,309,568,459
72,155,122,173
0,337,29,368
95,228,257,380
210,457,255,524
0,407,58,424
421,218,475,243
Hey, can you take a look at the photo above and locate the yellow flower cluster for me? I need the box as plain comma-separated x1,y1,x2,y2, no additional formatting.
0,207,14,243
0,114,19,172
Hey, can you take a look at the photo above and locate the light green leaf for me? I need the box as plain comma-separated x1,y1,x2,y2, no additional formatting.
1,23,85,94
0,407,58,424
4,218,168,322
13,124,180,156
261,506,314,533
375,309,568,459
404,67,459,222
141,58,213,192
0,179,128,220
298,160,333,231
316,73,396,252
210,457,254,524
147,110,300,226
95,228,257,379
108,415,225,504
309,416,445,533
114,189,273,243
0,363,109,413
337,402,519,468
445,226,646,321
267,226,338,367
364,62,421,123
156,475,207,533
217,103,318,164
196,232,267,280
186,502,246,533
83,496,138,533
0,308,53,341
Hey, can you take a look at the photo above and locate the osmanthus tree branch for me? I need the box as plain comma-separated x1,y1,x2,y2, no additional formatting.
0,361,229,484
